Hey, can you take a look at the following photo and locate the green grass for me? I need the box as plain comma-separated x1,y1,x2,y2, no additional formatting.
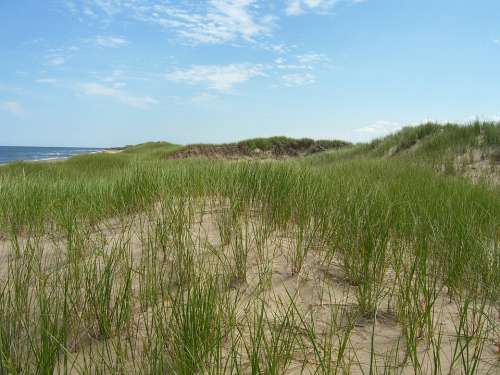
237,136,350,153
121,141,181,159
169,136,351,159
0,124,498,373
307,121,500,167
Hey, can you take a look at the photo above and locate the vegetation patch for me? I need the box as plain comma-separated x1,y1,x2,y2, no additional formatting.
0,123,498,374
167,136,351,159
307,121,500,185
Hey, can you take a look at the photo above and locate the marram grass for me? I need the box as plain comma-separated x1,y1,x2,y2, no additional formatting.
0,127,498,374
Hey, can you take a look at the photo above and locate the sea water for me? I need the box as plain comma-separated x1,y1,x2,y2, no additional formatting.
0,146,103,164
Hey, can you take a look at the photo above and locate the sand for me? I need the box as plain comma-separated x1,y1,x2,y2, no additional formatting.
0,204,498,374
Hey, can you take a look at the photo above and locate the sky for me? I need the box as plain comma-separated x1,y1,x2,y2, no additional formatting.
1,0,500,147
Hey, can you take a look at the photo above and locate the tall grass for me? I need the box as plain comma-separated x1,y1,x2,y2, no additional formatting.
0,129,498,373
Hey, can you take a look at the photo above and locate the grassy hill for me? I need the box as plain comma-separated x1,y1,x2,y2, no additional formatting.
121,141,181,158
310,121,500,161
166,136,350,159
307,122,500,184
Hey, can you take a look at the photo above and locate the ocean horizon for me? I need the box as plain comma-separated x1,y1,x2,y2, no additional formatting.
0,146,104,164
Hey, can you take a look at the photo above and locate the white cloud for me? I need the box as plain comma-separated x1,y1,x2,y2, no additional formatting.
94,35,128,48
87,0,125,15
35,78,58,84
273,52,329,71
47,56,66,66
261,43,293,54
282,72,315,86
286,0,339,15
165,51,328,92
166,64,265,91
286,0,364,16
80,83,158,108
45,44,80,67
145,0,274,44
356,120,402,135
297,53,328,64
0,101,25,117
494,39,500,45
70,0,274,45
165,51,328,91
101,68,126,83
286,0,304,16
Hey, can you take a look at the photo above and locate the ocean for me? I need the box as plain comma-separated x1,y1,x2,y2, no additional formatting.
0,146,104,164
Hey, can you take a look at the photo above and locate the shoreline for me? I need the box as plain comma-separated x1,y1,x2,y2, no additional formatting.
0,148,123,166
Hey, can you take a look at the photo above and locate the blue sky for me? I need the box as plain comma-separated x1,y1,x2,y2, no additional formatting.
1,0,499,147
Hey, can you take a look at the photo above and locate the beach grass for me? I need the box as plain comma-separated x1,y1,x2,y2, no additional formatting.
0,123,498,373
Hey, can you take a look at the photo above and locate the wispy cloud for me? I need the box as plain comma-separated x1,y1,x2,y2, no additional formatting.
282,72,315,86
494,39,500,45
166,51,328,92
45,44,79,67
98,68,127,85
274,53,329,73
286,0,365,16
261,43,294,54
94,35,129,48
47,56,66,66
140,0,275,44
68,0,274,45
80,83,158,108
35,78,58,84
297,53,328,64
0,101,25,117
356,120,402,135
166,64,265,91
191,92,218,103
